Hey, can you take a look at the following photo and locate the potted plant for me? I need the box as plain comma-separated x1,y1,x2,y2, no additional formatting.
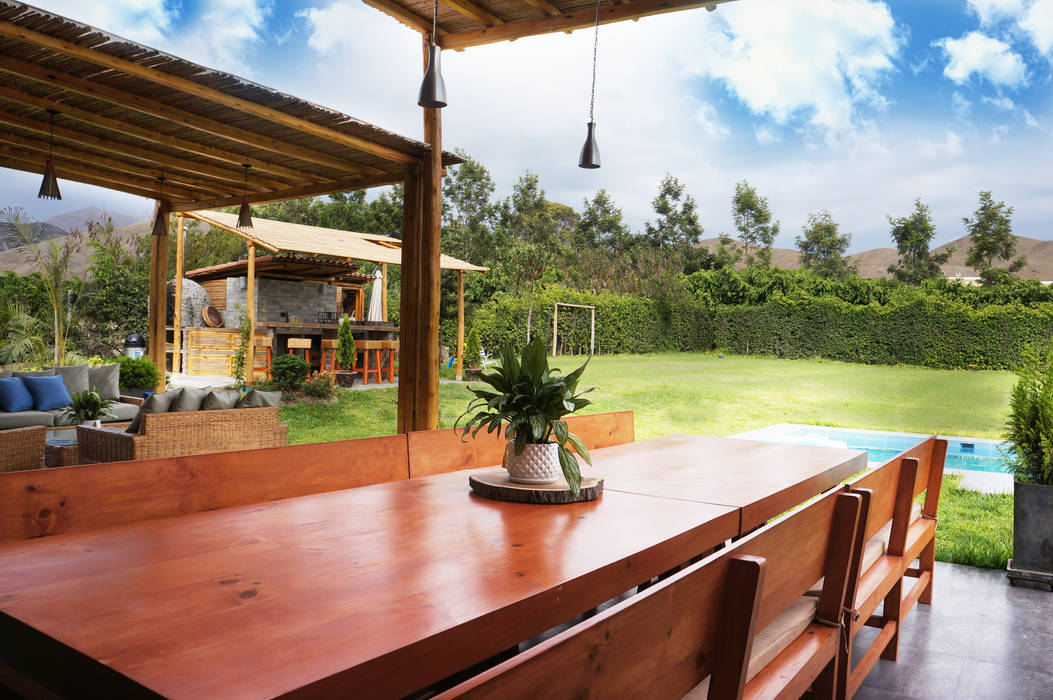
463,326,483,381
457,338,594,495
61,389,116,427
335,316,359,387
1003,343,1053,587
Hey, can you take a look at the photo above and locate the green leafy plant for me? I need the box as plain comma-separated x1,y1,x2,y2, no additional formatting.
117,356,161,391
337,316,357,370
302,370,336,399
231,306,251,389
61,389,115,424
271,353,311,392
464,325,482,368
1004,343,1053,485
457,338,594,494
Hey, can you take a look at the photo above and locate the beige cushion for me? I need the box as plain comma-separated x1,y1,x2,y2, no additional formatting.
0,410,54,429
684,597,819,699
104,401,139,422
88,364,120,401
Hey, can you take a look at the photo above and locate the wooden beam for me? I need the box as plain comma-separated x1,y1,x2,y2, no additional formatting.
362,0,438,36
456,269,464,381
0,20,418,166
0,154,163,201
419,40,443,430
438,0,723,49
171,173,408,212
247,244,256,385
148,202,169,391
173,214,185,375
0,84,317,185
440,0,504,26
0,56,385,176
519,0,563,17
397,164,421,434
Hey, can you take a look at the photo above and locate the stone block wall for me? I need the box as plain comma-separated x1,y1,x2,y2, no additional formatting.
221,277,338,327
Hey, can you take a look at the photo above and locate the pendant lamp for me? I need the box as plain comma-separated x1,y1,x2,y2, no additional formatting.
581,0,606,168
37,109,62,199
237,164,253,230
152,175,169,236
418,0,447,108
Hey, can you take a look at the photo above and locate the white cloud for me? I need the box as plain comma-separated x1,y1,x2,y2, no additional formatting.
966,0,1026,24
1023,109,1044,128
696,102,730,140
920,130,964,159
754,125,780,145
183,0,272,75
1020,0,1053,55
991,123,1010,143
689,0,901,138
33,0,174,44
935,31,1028,87
952,92,972,118
982,95,1016,109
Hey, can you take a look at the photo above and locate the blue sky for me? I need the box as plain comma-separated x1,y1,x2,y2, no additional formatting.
5,0,1052,252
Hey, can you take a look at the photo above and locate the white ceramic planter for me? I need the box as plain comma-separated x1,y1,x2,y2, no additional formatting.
505,441,561,485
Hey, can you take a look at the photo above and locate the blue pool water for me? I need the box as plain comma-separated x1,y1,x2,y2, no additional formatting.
734,424,1010,474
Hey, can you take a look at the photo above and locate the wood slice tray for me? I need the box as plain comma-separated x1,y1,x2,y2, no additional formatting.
469,468,604,504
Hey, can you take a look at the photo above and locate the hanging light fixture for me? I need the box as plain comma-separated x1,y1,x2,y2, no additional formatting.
418,0,447,108
578,0,602,169
237,164,254,229
151,175,169,236
37,109,62,199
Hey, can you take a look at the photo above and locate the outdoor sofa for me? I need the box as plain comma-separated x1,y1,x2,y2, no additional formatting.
0,364,139,430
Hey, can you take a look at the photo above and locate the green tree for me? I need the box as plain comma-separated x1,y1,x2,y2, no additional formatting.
82,218,150,356
644,174,703,251
795,211,857,280
887,198,952,284
1,207,83,365
964,191,1025,284
732,180,780,268
575,189,631,251
443,150,496,264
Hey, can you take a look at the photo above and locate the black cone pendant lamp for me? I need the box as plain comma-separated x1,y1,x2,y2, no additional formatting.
418,0,447,108
152,175,169,236
237,164,254,230
578,0,602,169
37,109,62,199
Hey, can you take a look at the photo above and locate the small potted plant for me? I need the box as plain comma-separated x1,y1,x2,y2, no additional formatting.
61,389,116,427
1003,343,1053,587
335,316,359,387
457,338,594,495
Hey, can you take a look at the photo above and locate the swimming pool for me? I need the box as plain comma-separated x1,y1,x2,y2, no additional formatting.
733,423,1010,474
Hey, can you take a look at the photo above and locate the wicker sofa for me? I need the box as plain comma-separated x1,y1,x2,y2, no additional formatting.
76,407,288,463
0,425,47,472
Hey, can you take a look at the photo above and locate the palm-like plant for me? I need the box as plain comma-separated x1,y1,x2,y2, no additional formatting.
61,389,116,425
1004,344,1053,485
0,302,85,366
457,338,594,494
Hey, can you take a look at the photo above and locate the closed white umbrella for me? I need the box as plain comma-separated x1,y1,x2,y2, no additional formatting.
366,268,384,322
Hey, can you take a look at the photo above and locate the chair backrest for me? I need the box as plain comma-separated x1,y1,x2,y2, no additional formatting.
407,411,635,479
0,434,410,543
287,337,312,349
321,338,338,349
849,436,947,540
438,487,864,699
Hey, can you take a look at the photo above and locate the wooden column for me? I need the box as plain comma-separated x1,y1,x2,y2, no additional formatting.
455,269,464,381
418,37,443,430
381,263,389,322
246,244,256,385
147,200,168,392
552,303,559,356
172,214,185,375
397,164,422,433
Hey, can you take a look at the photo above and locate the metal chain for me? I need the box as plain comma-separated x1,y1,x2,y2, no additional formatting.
588,0,600,122
432,0,438,45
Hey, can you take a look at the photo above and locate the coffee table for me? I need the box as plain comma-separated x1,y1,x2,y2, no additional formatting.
44,424,131,468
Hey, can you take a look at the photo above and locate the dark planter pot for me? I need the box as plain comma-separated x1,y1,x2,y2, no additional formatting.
334,370,359,388
1008,480,1053,588
464,367,483,381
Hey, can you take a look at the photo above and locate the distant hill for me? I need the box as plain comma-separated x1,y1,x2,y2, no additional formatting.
700,235,1053,281
0,219,150,276
0,220,69,253
44,207,140,232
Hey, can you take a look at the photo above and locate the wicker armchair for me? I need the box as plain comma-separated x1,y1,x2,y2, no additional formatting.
0,425,47,472
76,407,288,463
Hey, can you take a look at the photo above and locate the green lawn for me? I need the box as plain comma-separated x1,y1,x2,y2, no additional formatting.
279,352,1017,569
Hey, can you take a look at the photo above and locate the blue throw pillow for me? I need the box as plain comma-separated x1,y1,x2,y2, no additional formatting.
0,376,34,413
20,374,73,411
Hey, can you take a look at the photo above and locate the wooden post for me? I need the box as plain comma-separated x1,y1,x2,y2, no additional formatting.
418,36,443,430
172,214,185,375
147,200,168,392
246,244,256,385
590,307,595,356
552,303,559,356
455,269,464,381
397,164,422,433
381,263,389,323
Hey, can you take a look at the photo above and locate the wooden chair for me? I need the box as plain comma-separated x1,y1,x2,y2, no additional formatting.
321,338,339,371
812,437,947,699
355,339,397,384
255,336,273,379
436,487,867,699
287,337,312,367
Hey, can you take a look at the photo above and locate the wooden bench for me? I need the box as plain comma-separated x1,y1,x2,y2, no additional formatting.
823,436,948,699
407,410,636,478
436,486,867,699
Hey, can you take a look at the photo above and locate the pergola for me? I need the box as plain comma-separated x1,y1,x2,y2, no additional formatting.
178,210,487,381
0,0,458,431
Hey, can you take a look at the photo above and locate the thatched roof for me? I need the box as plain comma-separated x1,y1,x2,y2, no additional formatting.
186,210,489,272
186,254,377,286
0,1,462,210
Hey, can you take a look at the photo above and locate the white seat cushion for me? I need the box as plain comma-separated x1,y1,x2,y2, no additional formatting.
683,596,819,699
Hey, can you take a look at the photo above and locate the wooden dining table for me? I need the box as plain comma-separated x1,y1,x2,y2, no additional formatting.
0,435,865,699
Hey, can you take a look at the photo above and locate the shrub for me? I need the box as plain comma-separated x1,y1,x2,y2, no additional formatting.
61,389,115,424
302,371,336,399
231,306,251,389
464,326,482,368
337,317,357,370
117,356,161,390
1004,342,1053,485
270,353,310,391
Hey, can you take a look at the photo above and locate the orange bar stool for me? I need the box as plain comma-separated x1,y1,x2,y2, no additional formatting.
321,338,339,371
254,336,273,380
355,340,384,384
287,337,312,366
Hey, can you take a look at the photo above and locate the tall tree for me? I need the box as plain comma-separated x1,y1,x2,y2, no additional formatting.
795,211,856,280
964,191,1025,284
442,150,496,263
575,189,631,251
644,174,703,251
887,198,952,284
731,180,780,268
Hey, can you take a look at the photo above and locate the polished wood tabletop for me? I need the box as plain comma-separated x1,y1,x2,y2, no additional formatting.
589,434,867,531
0,461,738,699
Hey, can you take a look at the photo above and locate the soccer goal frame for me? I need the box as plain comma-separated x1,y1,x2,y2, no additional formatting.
551,302,596,356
